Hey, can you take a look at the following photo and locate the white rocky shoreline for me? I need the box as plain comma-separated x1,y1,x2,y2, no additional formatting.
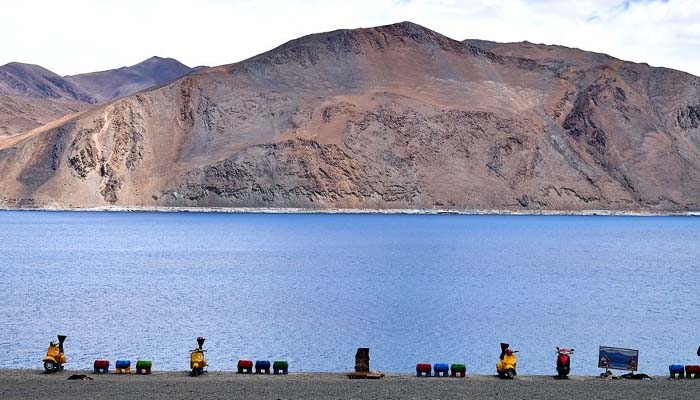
0,205,699,217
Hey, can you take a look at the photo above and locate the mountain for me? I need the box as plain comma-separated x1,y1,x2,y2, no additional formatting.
1,22,699,212
65,56,192,102
0,57,193,139
0,62,95,103
0,95,88,137
0,63,92,138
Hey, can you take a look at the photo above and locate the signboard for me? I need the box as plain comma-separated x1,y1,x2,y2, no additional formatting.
598,346,639,371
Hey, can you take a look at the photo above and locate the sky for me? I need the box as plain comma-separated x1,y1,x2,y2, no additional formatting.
1,0,699,76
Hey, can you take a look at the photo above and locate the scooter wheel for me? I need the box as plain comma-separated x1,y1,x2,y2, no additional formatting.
505,369,515,379
44,361,57,372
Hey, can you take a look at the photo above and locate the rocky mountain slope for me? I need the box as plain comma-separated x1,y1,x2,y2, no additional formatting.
1,22,699,212
0,95,88,137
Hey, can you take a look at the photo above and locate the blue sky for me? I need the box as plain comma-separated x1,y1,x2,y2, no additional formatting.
1,0,698,76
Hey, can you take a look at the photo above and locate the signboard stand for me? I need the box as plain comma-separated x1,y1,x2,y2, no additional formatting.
598,346,639,377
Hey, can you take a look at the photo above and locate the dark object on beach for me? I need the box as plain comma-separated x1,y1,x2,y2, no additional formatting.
621,372,653,380
355,348,370,372
347,348,384,379
67,374,93,381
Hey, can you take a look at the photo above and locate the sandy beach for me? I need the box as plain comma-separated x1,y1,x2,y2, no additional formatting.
1,370,698,400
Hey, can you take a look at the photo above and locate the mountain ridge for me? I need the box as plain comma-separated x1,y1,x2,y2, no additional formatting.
65,56,192,102
0,56,193,139
1,21,699,212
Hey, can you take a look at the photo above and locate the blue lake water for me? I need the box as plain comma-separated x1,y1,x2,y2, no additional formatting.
0,211,699,376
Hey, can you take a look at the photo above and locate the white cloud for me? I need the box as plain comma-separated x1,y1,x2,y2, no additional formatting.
1,0,699,77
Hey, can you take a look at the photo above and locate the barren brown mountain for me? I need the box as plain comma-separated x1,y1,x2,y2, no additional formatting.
64,56,193,103
1,22,699,211
0,63,95,137
0,58,192,140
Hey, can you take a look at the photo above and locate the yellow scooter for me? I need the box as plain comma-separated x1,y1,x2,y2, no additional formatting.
190,337,208,376
43,335,67,373
496,342,518,379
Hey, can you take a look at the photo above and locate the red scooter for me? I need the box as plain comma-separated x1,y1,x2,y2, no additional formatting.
556,347,574,379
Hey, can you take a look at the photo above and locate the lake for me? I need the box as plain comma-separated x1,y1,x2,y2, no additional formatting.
0,211,699,376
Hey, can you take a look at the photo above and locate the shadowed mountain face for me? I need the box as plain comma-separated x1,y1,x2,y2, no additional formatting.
0,63,96,103
65,56,192,102
1,21,699,212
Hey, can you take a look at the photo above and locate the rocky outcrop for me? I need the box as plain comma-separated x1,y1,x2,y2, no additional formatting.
677,104,700,130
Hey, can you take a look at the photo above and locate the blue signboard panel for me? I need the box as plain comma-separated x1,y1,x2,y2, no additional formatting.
598,346,639,371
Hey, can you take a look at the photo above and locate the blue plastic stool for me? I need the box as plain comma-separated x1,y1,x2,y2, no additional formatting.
115,360,131,374
669,364,685,379
434,363,449,377
255,360,271,374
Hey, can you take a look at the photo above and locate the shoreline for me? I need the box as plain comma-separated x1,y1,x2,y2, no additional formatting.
1,205,699,217
1,370,697,400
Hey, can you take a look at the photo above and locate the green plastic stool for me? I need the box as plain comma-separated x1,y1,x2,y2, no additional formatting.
451,363,466,377
273,361,289,375
136,360,152,375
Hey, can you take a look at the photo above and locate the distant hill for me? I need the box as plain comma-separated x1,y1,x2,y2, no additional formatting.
65,56,192,102
0,62,96,103
0,57,192,138
1,22,699,212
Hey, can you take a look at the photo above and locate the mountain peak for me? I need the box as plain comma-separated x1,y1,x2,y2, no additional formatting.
64,56,191,102
369,20,438,36
235,20,468,76
138,56,184,66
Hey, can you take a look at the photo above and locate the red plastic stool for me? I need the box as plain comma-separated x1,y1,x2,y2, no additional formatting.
93,359,109,374
416,363,432,377
237,360,253,374
686,365,700,378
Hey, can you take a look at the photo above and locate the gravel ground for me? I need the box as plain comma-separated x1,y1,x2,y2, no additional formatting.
1,370,698,399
